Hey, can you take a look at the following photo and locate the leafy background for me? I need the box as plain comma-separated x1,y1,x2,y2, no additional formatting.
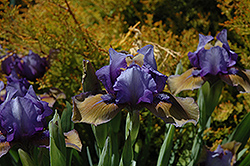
0,0,250,165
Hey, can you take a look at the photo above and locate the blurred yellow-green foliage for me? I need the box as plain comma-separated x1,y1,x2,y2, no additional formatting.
1,0,250,164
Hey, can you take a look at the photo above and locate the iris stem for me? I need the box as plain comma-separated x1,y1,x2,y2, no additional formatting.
190,80,223,165
119,110,140,166
198,80,223,130
125,110,140,145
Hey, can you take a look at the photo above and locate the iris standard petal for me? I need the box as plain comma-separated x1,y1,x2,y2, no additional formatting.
109,48,129,82
145,93,199,127
137,45,157,70
197,34,214,51
1,54,21,75
188,34,214,67
228,50,238,66
6,71,30,97
1,97,37,141
199,47,228,76
216,30,238,67
113,66,157,105
16,97,45,135
216,29,230,50
167,68,205,95
188,51,200,67
96,65,114,94
28,89,53,126
220,68,250,93
72,93,122,126
96,49,129,94
217,32,237,66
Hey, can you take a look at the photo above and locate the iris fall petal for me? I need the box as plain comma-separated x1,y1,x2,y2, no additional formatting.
146,93,199,127
72,93,122,126
64,129,82,152
0,142,11,158
220,68,250,93
167,68,205,95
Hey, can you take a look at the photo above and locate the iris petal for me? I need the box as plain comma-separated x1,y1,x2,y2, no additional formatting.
148,68,167,93
188,34,213,67
109,48,130,82
0,94,48,142
197,34,214,51
6,71,30,97
216,29,238,65
167,68,205,95
216,29,230,49
199,47,228,76
0,142,11,158
96,65,114,94
96,48,129,94
205,145,233,166
146,93,199,127
113,66,157,105
137,45,157,70
220,68,250,93
64,129,82,152
72,93,122,126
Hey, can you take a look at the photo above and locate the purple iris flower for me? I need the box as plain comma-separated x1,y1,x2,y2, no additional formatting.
168,29,250,95
204,145,233,166
0,85,52,142
72,45,199,127
198,141,241,166
188,29,237,77
0,86,52,142
96,45,166,107
1,49,49,81
0,78,52,157
16,50,49,81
